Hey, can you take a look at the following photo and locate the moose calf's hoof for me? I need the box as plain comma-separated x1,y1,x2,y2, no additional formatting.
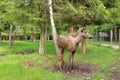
60,68,63,72
68,67,72,72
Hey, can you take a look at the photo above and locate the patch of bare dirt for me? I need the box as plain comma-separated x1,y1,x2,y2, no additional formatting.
45,62,98,80
0,53,6,58
16,48,35,54
24,60,35,68
110,58,120,80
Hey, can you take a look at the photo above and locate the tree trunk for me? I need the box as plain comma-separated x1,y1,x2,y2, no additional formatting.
69,26,74,33
9,25,13,47
96,28,97,41
25,36,27,40
38,0,47,55
119,29,120,49
100,27,102,44
81,38,86,54
45,25,47,41
33,33,36,43
11,25,19,46
48,0,60,55
114,26,117,41
0,31,2,41
39,24,46,55
110,29,113,47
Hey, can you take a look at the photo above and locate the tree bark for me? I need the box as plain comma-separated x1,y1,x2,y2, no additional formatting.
81,38,86,54
39,24,46,55
110,29,113,47
48,0,60,55
9,25,13,47
32,33,36,43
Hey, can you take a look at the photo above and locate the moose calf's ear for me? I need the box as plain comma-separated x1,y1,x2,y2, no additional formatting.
81,28,85,32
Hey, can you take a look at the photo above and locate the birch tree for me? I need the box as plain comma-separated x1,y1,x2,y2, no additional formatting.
48,0,60,55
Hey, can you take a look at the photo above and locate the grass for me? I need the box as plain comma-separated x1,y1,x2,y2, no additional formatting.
91,40,119,45
0,40,120,80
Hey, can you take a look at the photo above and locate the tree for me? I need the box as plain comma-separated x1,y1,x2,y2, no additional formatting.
48,0,60,55
0,0,21,47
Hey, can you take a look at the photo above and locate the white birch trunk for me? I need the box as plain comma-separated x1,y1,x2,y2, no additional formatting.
48,0,60,55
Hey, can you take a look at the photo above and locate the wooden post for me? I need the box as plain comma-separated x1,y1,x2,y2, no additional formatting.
119,29,120,49
81,39,86,54
110,29,113,47
114,26,117,41
69,27,74,33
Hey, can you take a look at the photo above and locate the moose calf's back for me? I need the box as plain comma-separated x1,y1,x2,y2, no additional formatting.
58,35,78,51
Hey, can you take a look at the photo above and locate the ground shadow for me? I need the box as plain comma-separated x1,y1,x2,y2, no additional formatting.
45,62,98,79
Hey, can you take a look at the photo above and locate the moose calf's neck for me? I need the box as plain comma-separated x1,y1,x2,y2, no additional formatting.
74,33,84,44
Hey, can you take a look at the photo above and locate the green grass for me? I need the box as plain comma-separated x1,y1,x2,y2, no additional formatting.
91,40,119,45
0,40,120,80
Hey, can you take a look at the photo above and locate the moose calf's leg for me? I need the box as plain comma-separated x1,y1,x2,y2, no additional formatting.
68,53,72,71
58,52,63,71
62,59,64,65
71,52,75,69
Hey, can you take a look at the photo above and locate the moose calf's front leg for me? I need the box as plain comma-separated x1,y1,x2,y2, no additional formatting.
58,53,63,71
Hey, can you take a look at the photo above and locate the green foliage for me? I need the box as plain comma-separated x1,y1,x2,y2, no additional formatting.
54,0,120,33
0,0,120,37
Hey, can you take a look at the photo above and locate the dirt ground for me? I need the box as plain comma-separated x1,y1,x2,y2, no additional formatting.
110,58,120,80
0,53,6,58
35,55,98,79
45,62,98,80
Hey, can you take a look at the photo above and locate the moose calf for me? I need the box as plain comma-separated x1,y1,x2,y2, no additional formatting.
57,27,93,71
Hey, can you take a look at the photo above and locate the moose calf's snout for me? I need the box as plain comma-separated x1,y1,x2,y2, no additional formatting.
89,34,93,39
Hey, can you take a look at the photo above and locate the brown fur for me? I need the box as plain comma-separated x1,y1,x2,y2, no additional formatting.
57,27,93,71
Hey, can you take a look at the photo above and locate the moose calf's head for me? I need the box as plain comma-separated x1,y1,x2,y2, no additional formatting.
79,27,93,39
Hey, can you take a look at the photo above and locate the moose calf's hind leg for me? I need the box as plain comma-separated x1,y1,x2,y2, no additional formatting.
71,51,75,69
68,53,72,71
71,53,75,69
